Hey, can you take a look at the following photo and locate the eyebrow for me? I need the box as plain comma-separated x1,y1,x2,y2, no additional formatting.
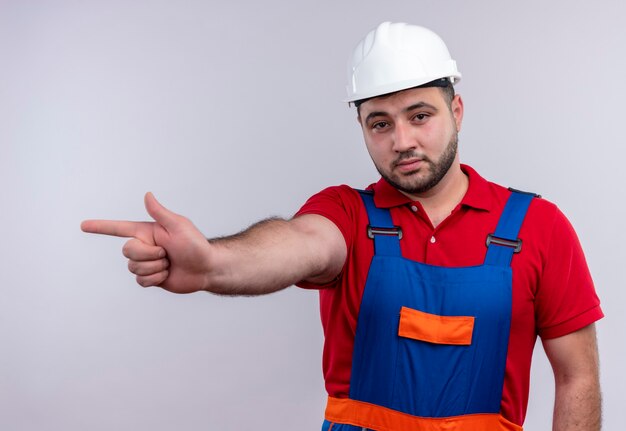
364,102,439,124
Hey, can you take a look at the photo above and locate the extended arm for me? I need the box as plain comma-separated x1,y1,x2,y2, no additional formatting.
81,193,346,295
542,324,601,431
206,214,346,295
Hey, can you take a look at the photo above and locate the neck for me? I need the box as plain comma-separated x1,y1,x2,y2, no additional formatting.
401,162,469,227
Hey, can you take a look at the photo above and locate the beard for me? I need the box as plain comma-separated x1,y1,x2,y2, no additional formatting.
376,133,458,195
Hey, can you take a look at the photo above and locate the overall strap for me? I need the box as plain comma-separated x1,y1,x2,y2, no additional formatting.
358,190,402,257
484,189,538,267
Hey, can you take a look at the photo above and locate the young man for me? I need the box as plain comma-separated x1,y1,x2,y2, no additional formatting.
82,22,603,431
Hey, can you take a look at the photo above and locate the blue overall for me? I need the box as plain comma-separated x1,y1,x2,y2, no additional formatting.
322,190,535,431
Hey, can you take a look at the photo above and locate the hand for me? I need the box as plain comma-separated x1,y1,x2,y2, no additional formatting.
81,193,212,294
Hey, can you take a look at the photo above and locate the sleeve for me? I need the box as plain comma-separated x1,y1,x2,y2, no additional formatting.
293,185,360,290
535,206,603,339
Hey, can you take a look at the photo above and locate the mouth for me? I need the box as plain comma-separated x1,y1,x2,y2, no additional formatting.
394,158,425,173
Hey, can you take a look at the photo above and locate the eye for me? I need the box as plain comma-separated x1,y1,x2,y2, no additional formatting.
371,121,390,130
412,113,430,122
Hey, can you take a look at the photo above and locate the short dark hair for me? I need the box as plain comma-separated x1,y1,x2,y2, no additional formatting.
439,81,455,108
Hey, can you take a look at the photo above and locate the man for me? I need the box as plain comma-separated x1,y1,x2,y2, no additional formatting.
82,22,603,431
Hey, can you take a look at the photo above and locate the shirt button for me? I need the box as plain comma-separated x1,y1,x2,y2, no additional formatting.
430,236,436,244
410,205,418,212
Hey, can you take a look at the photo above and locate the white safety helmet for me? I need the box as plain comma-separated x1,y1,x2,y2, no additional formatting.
345,22,461,104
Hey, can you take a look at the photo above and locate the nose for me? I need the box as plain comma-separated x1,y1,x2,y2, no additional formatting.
391,121,417,153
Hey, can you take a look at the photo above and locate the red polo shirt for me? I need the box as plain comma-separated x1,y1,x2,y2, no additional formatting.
295,165,603,427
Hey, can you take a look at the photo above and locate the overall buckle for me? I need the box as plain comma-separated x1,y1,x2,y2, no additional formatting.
367,225,403,240
486,234,522,253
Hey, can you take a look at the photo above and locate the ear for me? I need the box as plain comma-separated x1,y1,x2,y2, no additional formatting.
451,94,464,132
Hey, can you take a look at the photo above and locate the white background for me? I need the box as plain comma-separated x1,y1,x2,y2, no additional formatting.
1,1,624,430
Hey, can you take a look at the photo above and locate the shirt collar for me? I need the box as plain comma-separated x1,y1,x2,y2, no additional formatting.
370,164,493,212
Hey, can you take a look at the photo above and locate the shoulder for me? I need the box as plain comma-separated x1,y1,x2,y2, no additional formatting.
499,186,570,253
296,185,367,219
295,184,371,250
480,172,563,231
517,192,572,241
471,168,571,253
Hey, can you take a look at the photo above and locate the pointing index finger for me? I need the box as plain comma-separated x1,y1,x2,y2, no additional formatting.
81,219,142,238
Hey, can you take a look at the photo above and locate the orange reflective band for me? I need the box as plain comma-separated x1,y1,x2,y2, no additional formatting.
398,306,475,345
325,397,523,431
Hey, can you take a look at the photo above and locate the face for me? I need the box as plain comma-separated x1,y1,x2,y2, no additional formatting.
358,87,464,197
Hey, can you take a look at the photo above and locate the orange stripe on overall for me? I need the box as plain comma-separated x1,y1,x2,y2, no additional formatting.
325,397,523,431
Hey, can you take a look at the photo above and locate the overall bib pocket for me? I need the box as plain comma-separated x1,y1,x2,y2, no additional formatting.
398,306,474,345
